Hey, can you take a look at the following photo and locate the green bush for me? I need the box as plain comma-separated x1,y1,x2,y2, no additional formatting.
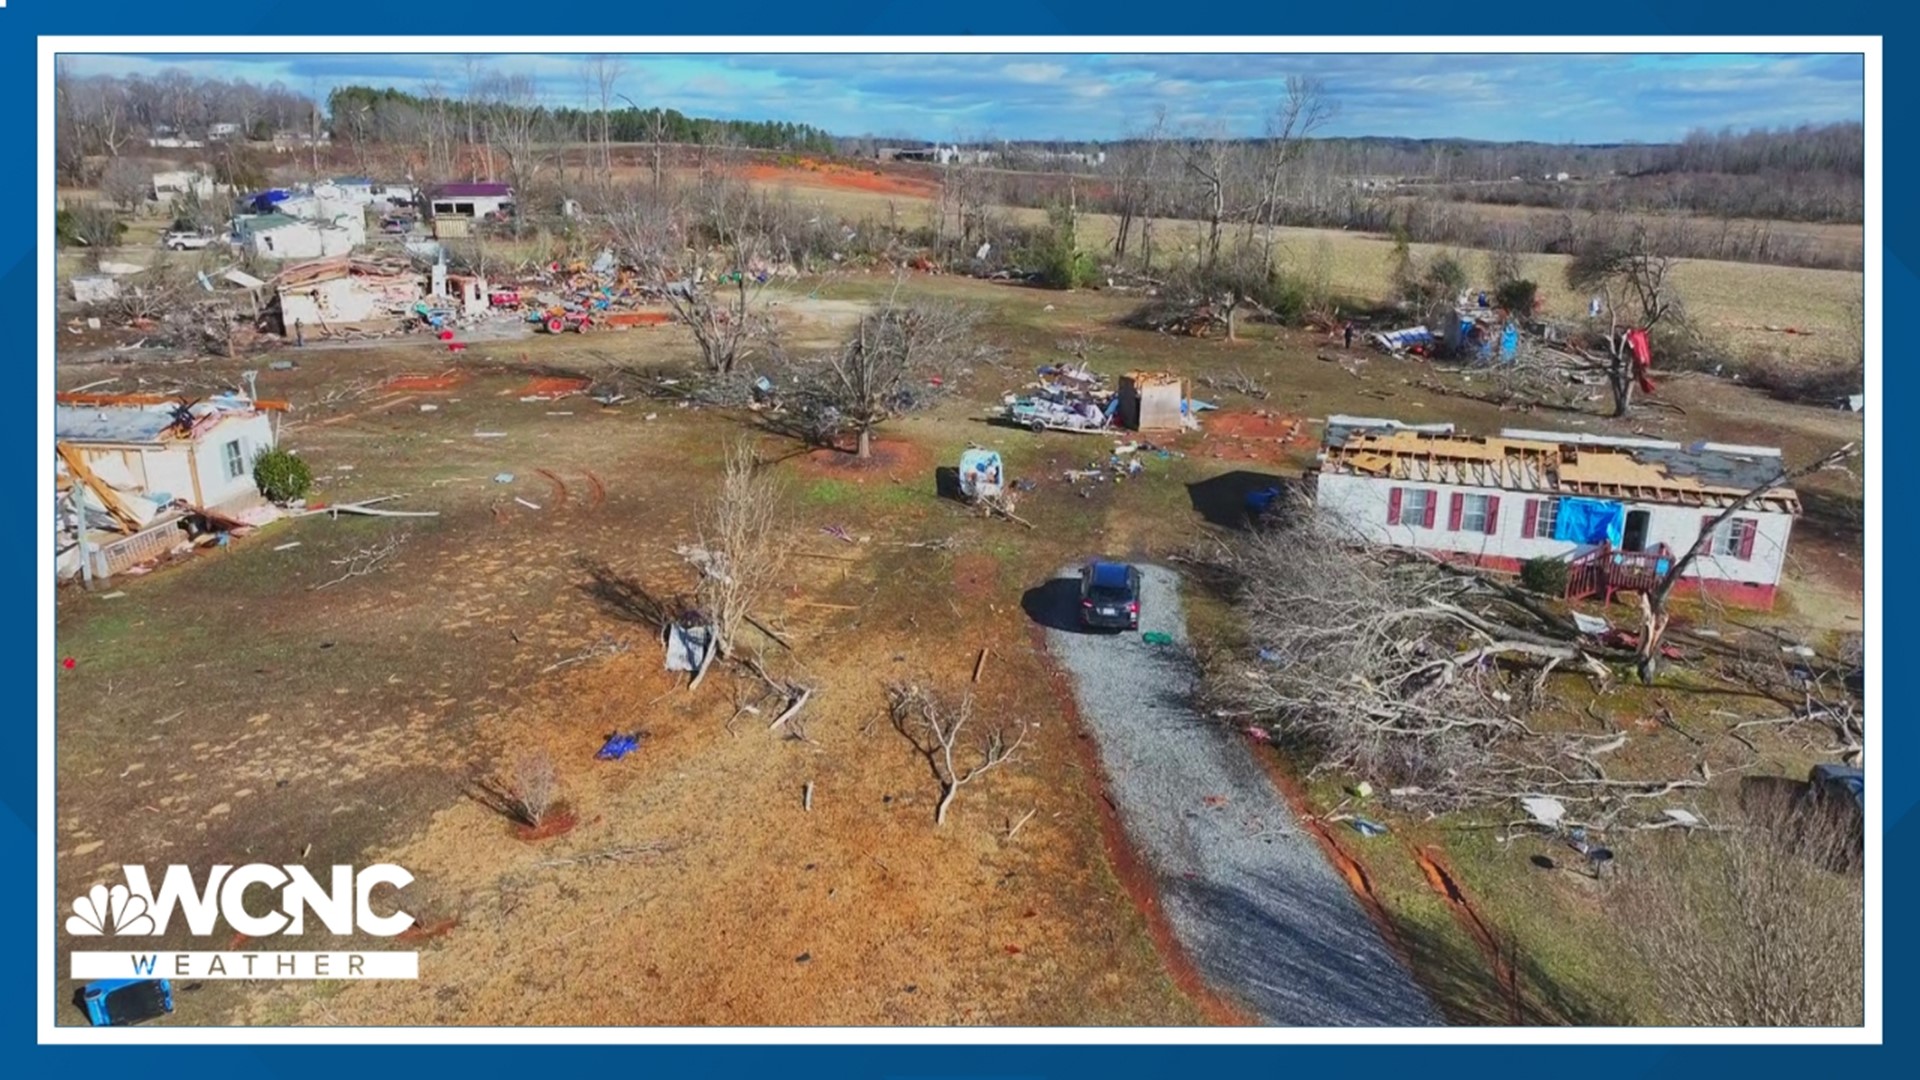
1520,556,1570,597
253,448,314,503
1029,203,1099,290
1495,278,1538,315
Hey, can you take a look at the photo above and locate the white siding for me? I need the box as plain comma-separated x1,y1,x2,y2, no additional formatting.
1314,472,1792,587
191,414,275,509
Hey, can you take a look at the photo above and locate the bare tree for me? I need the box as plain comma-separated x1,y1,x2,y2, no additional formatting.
1565,226,1684,418
887,684,1028,826
99,158,151,212
652,185,779,376
587,56,624,189
509,751,559,827
481,73,557,235
1615,783,1863,1026
1252,77,1336,269
787,285,981,458
692,439,789,677
1180,125,1234,272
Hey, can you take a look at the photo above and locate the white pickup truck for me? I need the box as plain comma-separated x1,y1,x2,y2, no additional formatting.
163,230,214,251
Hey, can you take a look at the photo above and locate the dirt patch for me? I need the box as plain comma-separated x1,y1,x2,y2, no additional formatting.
384,369,468,391
741,160,940,200
791,437,935,481
513,808,579,841
517,376,594,401
1190,411,1317,464
535,469,571,512
1414,846,1525,1024
952,552,1001,603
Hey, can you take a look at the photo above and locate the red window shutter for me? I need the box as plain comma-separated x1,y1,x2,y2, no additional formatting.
1485,496,1500,536
1521,499,1537,539
1701,514,1717,548
1423,490,1438,529
1737,519,1756,561
1387,487,1403,526
1447,492,1464,532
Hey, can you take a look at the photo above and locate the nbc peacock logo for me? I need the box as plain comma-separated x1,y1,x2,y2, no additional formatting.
66,883,157,937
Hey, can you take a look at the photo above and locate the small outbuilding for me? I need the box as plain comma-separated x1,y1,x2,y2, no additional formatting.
1117,371,1187,432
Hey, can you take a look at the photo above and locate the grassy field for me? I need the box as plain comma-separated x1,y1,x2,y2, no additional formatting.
743,175,1865,370
53,264,1862,1026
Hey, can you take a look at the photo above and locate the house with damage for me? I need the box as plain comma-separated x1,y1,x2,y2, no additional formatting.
55,392,288,581
1310,417,1800,609
150,169,228,203
271,255,425,337
234,213,363,260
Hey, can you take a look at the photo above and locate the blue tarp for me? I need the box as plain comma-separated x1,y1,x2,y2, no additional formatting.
1554,497,1626,546
1500,324,1519,360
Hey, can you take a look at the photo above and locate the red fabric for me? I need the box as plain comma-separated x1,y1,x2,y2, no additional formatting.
1626,327,1651,365
1422,491,1438,529
1387,487,1403,526
1737,519,1756,561
1521,499,1539,539
1447,492,1464,532
1484,496,1500,536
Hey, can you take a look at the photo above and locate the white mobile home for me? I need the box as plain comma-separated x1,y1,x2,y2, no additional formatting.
1310,418,1800,609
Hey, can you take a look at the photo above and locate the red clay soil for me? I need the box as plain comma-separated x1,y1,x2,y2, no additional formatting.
1413,845,1526,1024
1191,411,1317,465
583,470,607,509
517,376,594,400
791,436,935,480
740,161,940,199
513,807,579,841
1027,620,1255,1027
535,468,571,512
398,916,460,943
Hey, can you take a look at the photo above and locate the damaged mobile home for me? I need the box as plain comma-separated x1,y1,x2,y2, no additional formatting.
55,392,289,582
1310,417,1801,609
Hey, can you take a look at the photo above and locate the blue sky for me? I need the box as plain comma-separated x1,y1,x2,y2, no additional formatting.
57,52,1865,143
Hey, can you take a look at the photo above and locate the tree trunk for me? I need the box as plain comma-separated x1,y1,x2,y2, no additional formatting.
857,425,873,460
935,783,957,826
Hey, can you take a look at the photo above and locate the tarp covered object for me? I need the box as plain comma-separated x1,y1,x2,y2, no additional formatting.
664,623,713,672
1553,497,1626,546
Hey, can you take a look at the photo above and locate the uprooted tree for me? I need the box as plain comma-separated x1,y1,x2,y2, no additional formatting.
1201,494,1703,816
887,683,1028,826
1565,226,1685,418
783,286,986,458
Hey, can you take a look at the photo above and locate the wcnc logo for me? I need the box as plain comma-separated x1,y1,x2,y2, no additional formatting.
64,864,421,980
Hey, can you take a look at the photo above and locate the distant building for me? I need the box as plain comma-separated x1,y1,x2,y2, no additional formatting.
426,182,514,220
207,122,241,141
233,213,363,261
1310,418,1801,609
272,255,425,336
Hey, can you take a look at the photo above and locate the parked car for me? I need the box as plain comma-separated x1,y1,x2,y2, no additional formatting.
163,230,212,251
1079,561,1141,631
380,217,411,235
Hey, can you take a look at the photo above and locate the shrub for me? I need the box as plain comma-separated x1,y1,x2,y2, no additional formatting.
1029,202,1098,289
509,751,558,827
252,448,314,503
1519,556,1569,596
1494,278,1538,315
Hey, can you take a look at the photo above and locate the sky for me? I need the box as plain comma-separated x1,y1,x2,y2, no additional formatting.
57,52,1866,144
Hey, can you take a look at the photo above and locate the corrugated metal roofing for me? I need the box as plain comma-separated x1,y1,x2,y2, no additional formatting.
430,183,513,198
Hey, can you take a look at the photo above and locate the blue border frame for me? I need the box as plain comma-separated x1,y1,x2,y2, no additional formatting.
11,13,1901,1071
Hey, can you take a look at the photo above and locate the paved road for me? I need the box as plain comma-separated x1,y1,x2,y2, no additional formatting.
1032,564,1442,1026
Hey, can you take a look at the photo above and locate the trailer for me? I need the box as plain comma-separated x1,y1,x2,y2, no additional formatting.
999,396,1115,434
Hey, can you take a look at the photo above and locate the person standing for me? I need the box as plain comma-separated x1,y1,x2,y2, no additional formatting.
294,319,306,347
1343,321,1354,350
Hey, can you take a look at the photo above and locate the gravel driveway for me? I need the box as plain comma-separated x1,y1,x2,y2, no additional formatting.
1032,564,1442,1026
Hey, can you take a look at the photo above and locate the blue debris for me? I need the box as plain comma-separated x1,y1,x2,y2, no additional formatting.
596,732,644,760
1350,817,1389,837
494,473,515,484
1257,648,1282,663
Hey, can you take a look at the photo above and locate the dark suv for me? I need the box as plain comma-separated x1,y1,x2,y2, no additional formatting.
1079,561,1141,631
